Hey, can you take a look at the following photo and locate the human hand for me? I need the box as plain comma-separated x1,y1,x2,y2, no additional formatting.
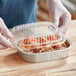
0,17,13,49
47,0,71,34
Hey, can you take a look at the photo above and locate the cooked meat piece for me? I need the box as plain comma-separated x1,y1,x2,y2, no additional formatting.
52,45,61,50
32,47,42,53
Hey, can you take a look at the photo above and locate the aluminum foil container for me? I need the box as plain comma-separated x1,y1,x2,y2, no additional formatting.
15,39,71,63
12,22,71,62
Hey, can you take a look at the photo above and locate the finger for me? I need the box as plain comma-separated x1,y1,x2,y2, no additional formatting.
0,45,7,50
52,15,59,26
0,18,13,39
59,14,71,34
59,13,71,27
0,34,13,48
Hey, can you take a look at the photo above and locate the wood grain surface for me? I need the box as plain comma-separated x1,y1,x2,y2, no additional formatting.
0,20,76,76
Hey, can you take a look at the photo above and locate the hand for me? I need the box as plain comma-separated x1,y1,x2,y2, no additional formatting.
47,0,71,34
0,17,13,50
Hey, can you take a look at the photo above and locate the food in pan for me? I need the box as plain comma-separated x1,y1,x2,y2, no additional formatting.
17,35,67,53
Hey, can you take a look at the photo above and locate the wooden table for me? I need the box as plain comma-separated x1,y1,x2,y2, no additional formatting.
0,20,76,76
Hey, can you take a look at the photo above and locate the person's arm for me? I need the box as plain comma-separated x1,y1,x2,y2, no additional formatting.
0,17,13,49
46,0,71,34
